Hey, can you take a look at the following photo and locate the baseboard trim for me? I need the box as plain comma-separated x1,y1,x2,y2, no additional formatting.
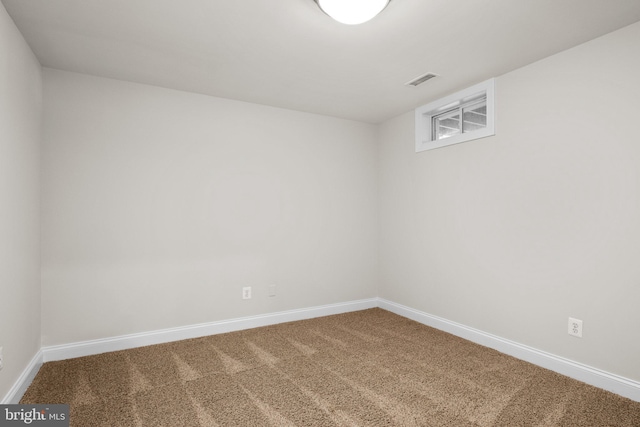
9,297,640,404
1,350,43,404
42,298,379,363
378,298,640,402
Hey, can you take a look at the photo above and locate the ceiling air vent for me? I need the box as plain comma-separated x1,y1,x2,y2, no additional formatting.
405,73,438,87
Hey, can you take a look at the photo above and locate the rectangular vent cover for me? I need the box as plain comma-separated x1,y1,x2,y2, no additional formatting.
406,73,438,87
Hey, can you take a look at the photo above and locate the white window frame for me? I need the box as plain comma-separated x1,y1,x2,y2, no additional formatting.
415,78,495,152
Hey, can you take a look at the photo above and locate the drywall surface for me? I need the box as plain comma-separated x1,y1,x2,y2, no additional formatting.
0,3,42,401
378,22,640,381
41,69,378,346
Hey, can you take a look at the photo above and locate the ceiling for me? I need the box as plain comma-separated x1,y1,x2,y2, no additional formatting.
3,0,640,123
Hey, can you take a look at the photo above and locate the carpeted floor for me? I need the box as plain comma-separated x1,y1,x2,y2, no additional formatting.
22,308,640,426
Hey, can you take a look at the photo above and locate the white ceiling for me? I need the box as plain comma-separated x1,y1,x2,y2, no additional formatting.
3,0,640,123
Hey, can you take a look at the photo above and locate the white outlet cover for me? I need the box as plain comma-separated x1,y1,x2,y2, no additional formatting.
568,317,583,338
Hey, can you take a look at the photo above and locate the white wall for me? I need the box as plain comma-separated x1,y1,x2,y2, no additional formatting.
0,4,42,401
379,21,640,382
41,69,378,346
6,4,639,395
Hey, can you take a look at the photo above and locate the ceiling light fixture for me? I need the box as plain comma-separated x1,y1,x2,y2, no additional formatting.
314,0,391,25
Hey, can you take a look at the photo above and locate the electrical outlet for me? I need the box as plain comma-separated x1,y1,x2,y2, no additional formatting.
0,346,4,370
568,317,583,338
268,285,277,297
242,286,252,300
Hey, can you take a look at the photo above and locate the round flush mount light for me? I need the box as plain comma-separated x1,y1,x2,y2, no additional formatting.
314,0,391,25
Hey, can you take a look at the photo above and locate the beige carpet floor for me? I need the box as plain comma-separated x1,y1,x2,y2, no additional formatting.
21,308,640,426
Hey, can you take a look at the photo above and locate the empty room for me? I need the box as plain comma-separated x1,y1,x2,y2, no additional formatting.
1,0,640,425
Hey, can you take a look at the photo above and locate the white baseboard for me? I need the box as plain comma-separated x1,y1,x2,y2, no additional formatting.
42,298,379,363
378,298,640,403
1,350,43,404
6,297,639,404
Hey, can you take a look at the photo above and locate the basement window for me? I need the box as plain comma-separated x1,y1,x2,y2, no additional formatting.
415,79,495,152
